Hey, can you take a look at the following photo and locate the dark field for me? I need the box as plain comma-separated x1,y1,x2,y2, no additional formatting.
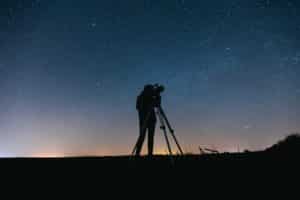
1,135,299,193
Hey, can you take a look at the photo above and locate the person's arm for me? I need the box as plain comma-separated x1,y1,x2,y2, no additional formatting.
136,95,142,110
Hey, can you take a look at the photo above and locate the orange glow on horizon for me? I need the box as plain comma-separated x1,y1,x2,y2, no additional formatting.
27,138,262,158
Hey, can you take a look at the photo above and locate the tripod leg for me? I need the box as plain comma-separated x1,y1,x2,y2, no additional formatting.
157,109,173,156
158,106,174,133
170,131,184,155
158,106,184,155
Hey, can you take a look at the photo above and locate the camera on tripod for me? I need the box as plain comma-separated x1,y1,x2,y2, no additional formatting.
152,84,165,95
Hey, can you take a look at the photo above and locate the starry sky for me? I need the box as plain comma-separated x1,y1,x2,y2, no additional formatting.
0,0,299,157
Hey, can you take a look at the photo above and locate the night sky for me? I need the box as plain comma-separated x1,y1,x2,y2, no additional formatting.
0,0,299,157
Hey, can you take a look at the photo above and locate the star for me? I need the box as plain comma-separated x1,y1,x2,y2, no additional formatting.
90,22,97,28
243,125,252,130
96,81,102,88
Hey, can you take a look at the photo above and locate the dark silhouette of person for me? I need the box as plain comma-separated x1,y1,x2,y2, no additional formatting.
135,84,160,156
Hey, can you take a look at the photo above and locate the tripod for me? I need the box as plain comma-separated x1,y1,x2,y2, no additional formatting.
132,105,184,156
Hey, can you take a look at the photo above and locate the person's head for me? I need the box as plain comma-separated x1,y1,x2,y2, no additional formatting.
143,84,154,92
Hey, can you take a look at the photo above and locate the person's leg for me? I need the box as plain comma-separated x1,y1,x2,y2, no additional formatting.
148,121,156,156
135,113,147,156
135,131,146,156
